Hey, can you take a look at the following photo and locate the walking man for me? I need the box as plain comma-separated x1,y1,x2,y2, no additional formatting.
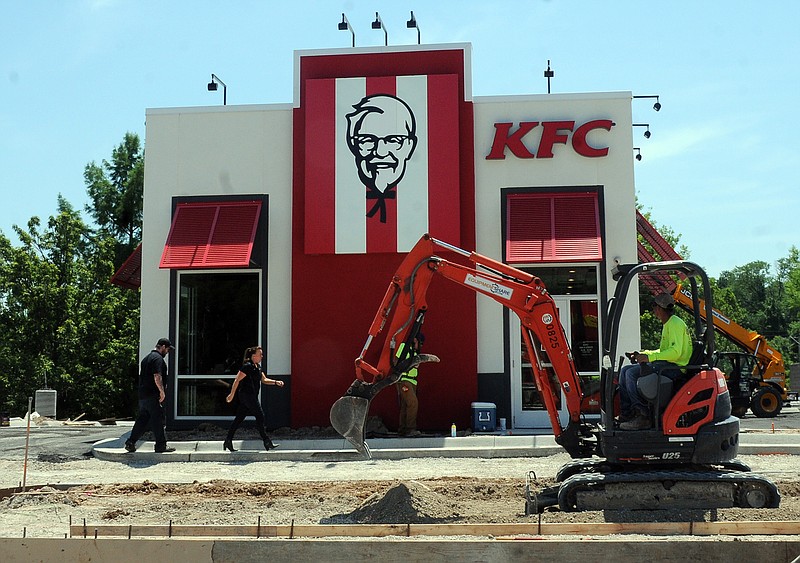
125,338,176,453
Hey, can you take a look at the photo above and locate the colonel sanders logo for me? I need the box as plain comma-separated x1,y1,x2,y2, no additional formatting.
345,94,418,223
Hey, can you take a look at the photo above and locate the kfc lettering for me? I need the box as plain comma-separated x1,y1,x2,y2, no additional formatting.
486,119,614,159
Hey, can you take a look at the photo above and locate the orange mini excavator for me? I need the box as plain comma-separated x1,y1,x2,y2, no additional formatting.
330,234,780,512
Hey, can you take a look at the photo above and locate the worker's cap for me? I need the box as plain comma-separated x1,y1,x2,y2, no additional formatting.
653,293,675,309
157,338,174,349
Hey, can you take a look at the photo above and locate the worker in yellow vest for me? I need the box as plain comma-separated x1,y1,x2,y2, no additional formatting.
397,333,425,437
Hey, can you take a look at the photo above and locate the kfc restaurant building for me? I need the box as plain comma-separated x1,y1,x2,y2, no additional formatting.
137,43,642,432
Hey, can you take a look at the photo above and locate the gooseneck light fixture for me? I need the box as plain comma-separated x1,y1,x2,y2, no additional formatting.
634,147,642,161
372,12,387,46
407,11,420,44
633,123,652,139
634,95,661,111
338,13,355,47
207,74,227,105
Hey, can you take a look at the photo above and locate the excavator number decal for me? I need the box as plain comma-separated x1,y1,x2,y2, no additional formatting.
541,315,560,349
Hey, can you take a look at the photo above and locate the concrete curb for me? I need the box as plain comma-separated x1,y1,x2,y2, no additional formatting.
93,434,564,463
92,433,800,463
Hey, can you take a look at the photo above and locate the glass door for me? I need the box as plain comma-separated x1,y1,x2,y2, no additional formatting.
509,265,600,430
510,297,569,429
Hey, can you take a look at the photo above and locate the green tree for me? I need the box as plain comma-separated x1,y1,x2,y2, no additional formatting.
718,262,784,338
0,198,139,417
772,247,800,364
0,133,143,418
84,131,143,267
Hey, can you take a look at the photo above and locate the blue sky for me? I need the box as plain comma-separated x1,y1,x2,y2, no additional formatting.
2,0,798,278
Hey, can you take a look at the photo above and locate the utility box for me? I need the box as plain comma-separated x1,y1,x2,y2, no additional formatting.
35,389,57,419
471,401,496,432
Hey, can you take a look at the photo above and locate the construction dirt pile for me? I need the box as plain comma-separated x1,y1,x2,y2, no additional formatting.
1,461,799,538
1,421,798,539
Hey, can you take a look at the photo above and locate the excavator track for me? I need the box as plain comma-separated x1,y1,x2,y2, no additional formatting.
555,469,780,512
553,458,754,483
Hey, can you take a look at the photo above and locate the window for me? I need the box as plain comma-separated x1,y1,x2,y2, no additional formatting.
175,271,261,418
506,192,602,263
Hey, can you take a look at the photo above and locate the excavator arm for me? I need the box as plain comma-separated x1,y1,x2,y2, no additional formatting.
330,234,595,459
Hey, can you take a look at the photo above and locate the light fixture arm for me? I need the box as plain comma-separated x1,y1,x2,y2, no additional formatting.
406,11,420,44
338,13,355,47
633,123,651,138
207,74,227,105
372,12,387,46
633,94,661,111
633,147,642,161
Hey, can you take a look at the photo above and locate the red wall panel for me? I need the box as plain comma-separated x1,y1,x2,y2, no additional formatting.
290,48,478,431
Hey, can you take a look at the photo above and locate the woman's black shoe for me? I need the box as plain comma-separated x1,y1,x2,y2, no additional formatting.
223,441,237,452
263,439,278,450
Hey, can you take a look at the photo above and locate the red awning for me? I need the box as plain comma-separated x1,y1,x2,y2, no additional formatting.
159,201,262,269
506,192,602,263
110,242,142,290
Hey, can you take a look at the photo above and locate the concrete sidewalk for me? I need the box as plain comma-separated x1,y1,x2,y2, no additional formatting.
92,430,800,463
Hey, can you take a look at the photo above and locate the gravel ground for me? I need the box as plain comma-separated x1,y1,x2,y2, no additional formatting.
1,450,798,539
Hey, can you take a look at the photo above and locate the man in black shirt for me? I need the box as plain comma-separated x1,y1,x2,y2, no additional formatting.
125,338,175,453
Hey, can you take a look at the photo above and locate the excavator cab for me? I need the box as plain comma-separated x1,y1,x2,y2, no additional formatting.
599,261,739,454
529,260,780,512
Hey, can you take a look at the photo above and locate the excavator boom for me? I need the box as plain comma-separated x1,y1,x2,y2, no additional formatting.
330,234,594,458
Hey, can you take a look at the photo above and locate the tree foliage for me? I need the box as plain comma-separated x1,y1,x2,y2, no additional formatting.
717,250,800,365
84,131,143,268
0,134,142,418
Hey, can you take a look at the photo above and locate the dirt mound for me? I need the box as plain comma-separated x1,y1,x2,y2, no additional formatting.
334,481,461,524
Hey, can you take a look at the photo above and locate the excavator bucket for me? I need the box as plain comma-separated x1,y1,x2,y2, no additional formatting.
330,395,372,459
330,353,440,459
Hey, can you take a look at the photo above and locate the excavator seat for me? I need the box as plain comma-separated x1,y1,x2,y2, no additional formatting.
636,336,707,427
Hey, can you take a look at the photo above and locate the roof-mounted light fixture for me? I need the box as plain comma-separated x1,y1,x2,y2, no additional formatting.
207,74,226,105
633,123,652,139
338,13,355,47
372,12,387,46
634,95,661,111
406,11,420,44
544,60,555,94
634,147,642,161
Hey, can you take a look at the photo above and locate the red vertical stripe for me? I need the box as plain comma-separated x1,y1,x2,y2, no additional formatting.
304,79,337,254
365,76,398,253
427,74,460,243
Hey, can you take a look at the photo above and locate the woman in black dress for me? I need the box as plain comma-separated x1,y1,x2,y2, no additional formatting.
224,345,284,451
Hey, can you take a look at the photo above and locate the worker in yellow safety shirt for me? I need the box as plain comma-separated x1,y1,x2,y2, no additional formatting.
396,333,425,437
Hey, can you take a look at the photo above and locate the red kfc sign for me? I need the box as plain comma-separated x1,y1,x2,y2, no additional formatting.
486,119,614,159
